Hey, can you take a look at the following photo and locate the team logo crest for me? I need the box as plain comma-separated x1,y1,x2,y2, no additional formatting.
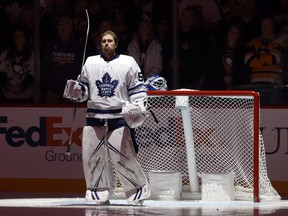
95,72,119,98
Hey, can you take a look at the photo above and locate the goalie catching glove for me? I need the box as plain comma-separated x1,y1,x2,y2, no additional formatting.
122,100,147,128
63,79,85,101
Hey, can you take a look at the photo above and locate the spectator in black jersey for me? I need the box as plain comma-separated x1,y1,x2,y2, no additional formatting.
177,5,215,89
0,26,34,103
215,23,249,89
42,15,84,103
39,0,73,54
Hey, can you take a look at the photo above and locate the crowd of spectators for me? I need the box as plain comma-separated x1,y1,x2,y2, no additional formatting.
0,0,288,104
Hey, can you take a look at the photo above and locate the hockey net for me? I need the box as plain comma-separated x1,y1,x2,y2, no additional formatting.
131,90,280,202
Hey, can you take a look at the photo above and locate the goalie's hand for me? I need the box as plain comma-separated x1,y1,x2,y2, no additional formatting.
63,79,84,101
122,103,145,128
71,83,83,101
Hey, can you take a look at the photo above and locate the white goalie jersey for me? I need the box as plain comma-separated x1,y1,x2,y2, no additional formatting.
78,54,147,120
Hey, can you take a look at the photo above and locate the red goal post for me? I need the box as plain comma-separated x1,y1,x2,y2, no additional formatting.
133,89,280,202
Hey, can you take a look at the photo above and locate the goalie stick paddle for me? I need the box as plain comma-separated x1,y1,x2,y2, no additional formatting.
146,103,159,124
148,109,158,124
66,9,90,155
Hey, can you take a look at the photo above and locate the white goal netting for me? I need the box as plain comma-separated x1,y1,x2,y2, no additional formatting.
131,90,280,201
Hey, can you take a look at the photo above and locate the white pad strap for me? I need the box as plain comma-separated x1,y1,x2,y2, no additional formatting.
132,99,147,113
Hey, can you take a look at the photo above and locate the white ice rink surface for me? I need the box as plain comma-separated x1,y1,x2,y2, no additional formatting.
1,197,288,216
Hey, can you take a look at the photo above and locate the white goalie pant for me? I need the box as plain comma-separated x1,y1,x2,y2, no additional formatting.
82,125,148,199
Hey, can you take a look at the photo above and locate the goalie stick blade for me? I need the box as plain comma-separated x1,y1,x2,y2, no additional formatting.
148,110,159,124
66,144,72,155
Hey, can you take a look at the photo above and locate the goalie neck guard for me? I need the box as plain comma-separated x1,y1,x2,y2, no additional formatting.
145,75,168,90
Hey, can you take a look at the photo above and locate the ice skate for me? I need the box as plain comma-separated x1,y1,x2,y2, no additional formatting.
85,189,110,205
127,184,150,205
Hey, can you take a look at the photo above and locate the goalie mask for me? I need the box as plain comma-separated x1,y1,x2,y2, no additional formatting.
145,75,168,90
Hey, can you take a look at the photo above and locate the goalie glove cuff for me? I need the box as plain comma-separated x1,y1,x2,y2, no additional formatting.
132,99,147,113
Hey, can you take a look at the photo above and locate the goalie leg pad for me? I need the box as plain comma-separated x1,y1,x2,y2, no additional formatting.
82,126,114,193
108,127,149,199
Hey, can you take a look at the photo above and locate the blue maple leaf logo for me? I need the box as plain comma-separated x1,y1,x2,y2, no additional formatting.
95,72,119,98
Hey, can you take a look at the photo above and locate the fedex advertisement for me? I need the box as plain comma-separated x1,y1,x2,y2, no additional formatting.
0,107,86,179
0,106,288,185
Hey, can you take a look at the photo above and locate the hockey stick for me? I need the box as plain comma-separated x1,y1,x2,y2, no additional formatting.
66,9,90,155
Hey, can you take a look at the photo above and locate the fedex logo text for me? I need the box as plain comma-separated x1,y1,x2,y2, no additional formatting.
0,116,82,147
